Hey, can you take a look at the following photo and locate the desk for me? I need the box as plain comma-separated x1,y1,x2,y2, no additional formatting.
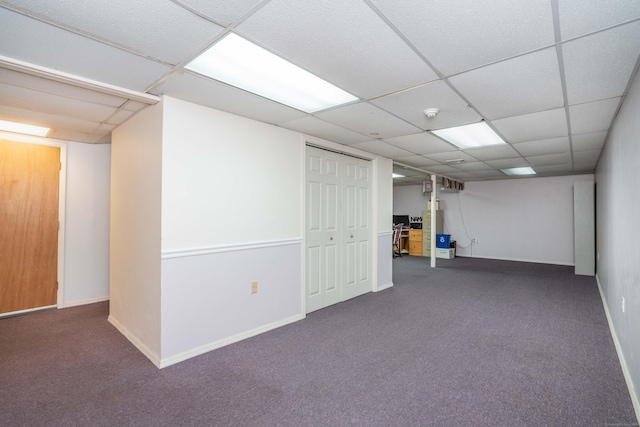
407,229,423,256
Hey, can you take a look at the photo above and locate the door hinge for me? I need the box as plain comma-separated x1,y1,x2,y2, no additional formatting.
56,282,59,290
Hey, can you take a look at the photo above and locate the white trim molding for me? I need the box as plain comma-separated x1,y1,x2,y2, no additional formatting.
0,55,160,105
161,238,303,259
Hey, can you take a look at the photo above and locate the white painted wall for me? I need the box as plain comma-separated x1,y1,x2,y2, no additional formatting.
109,101,163,362
160,97,303,249
63,141,110,306
109,96,393,366
394,174,594,265
159,97,305,364
393,184,429,221
596,68,640,416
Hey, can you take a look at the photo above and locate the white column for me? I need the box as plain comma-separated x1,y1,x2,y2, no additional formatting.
430,174,437,268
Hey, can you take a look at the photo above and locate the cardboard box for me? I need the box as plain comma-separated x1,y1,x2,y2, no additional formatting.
435,248,455,259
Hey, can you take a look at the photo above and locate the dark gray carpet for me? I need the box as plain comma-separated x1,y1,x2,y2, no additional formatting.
1,257,637,426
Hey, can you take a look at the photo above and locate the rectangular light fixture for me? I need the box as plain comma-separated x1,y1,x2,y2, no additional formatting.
500,167,536,176
0,119,50,137
431,121,506,149
186,33,358,113
392,173,405,178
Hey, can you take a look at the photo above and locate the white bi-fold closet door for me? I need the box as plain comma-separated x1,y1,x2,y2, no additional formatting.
306,145,372,313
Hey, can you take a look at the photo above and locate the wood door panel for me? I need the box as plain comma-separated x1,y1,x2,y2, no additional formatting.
0,141,59,314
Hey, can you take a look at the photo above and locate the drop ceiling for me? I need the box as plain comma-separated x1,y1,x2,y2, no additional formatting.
1,0,639,184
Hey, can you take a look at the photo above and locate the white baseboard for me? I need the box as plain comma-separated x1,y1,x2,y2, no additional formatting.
61,296,109,309
108,315,162,368
454,254,574,266
375,282,393,292
158,313,306,369
595,274,640,425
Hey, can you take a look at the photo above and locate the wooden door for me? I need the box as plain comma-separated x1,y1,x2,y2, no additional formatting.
0,140,60,314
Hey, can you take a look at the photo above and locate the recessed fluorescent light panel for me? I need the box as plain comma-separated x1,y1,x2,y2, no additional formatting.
0,119,50,137
431,122,506,149
392,173,405,178
186,33,358,113
500,167,536,176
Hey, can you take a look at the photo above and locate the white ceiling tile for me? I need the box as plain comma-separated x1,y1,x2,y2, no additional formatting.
153,72,307,125
573,161,598,173
176,0,264,26
0,8,171,91
394,156,441,168
279,116,370,145
563,21,640,105
533,163,575,174
558,0,640,40
350,140,414,158
492,108,568,143
3,0,225,65
572,149,602,163
449,48,564,120
370,80,482,130
123,101,150,112
464,144,521,160
107,109,136,125
393,164,429,178
0,69,128,108
425,151,478,163
569,98,620,135
424,164,460,174
572,131,607,151
0,82,118,123
452,162,494,172
235,0,437,99
484,158,530,169
0,104,102,134
93,134,112,144
315,102,420,139
371,0,555,75
468,170,507,179
526,152,572,166
512,136,571,157
48,129,105,143
383,132,458,155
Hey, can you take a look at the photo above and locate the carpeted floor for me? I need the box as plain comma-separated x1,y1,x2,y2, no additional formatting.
1,256,637,426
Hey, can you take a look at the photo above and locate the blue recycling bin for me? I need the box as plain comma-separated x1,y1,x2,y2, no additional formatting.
436,234,450,248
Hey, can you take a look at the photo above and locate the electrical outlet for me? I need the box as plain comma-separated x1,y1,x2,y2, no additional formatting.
251,281,258,294
473,238,478,244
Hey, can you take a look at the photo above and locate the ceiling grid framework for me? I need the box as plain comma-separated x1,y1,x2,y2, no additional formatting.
0,0,639,184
